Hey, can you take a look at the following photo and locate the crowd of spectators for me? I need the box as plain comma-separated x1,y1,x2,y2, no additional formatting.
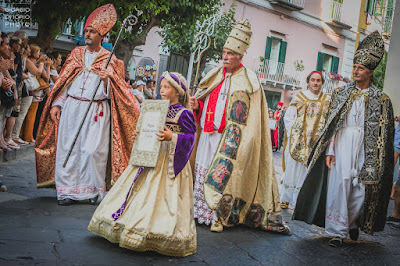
0,30,62,192
125,71,159,109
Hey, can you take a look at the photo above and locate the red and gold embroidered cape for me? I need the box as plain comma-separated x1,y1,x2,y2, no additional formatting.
35,46,140,188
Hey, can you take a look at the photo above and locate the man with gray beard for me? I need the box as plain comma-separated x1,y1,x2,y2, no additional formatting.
189,20,288,235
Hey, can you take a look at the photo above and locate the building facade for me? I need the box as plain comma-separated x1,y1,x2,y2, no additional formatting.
132,0,395,109
224,0,358,108
383,0,399,116
1,0,394,109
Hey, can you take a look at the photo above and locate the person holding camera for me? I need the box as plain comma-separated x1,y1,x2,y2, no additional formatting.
143,79,156,99
19,44,51,144
0,32,18,150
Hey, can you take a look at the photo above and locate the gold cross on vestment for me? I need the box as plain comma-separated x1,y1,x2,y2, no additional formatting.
207,110,213,121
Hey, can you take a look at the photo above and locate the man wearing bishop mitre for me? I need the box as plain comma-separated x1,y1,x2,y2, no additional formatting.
35,4,140,206
190,20,289,234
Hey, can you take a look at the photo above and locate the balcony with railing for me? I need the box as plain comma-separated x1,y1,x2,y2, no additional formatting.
255,59,305,90
326,0,353,29
321,77,348,94
268,0,305,10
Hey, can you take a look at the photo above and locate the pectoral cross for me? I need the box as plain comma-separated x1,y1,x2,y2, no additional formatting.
221,89,228,100
80,87,86,96
207,110,213,121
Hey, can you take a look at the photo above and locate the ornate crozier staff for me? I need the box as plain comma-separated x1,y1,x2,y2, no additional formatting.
63,14,138,168
191,32,212,96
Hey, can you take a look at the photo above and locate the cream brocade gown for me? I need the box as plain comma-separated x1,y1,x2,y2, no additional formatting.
88,104,197,257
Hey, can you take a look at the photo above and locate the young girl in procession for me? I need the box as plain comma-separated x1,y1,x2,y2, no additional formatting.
88,71,197,257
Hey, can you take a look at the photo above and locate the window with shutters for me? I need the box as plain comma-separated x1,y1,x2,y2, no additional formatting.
265,36,287,75
258,35,303,88
316,52,339,74
264,90,282,110
365,0,394,16
365,0,394,37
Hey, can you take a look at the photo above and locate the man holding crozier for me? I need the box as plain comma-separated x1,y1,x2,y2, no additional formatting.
190,20,288,234
35,4,140,206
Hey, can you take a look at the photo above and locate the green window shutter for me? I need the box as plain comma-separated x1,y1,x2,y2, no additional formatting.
370,0,376,14
278,41,287,63
385,0,394,32
331,56,339,73
366,0,375,14
316,52,325,72
265,37,272,60
387,0,393,18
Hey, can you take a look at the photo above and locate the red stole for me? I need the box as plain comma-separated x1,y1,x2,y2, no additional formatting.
275,110,281,124
195,64,243,133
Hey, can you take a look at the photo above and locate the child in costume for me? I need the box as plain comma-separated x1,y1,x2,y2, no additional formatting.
88,71,197,257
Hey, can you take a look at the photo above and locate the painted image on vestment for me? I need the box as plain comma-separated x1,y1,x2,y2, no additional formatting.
228,198,246,224
217,194,233,220
206,158,233,192
220,124,241,159
229,91,250,124
244,204,265,228
230,100,248,123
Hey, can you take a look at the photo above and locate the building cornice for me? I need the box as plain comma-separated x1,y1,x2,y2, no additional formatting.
236,0,358,41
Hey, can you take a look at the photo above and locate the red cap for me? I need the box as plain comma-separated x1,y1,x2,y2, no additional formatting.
311,70,323,76
277,101,283,106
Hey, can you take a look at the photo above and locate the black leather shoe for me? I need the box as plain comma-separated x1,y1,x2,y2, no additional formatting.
58,198,75,206
89,196,98,205
349,228,359,241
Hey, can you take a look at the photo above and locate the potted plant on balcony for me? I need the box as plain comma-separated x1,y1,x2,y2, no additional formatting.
258,56,266,79
294,59,304,71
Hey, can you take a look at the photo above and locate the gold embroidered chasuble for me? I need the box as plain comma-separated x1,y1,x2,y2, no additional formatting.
194,66,288,233
288,91,330,165
35,46,140,188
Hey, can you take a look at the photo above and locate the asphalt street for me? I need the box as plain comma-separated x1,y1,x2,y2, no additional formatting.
0,145,399,265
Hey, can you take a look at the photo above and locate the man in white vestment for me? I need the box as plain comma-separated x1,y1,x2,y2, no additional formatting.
279,71,330,209
294,31,394,247
35,4,139,206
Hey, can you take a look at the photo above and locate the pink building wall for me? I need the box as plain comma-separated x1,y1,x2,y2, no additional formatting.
130,27,164,80
225,0,345,78
136,27,163,66
221,0,358,107
131,0,363,107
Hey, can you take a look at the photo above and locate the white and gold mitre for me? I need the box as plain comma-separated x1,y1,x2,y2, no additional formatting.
223,19,252,56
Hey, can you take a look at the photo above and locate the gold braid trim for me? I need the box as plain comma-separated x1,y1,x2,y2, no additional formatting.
282,133,287,172
119,231,196,257
88,217,196,257
165,123,183,133
37,179,55,188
